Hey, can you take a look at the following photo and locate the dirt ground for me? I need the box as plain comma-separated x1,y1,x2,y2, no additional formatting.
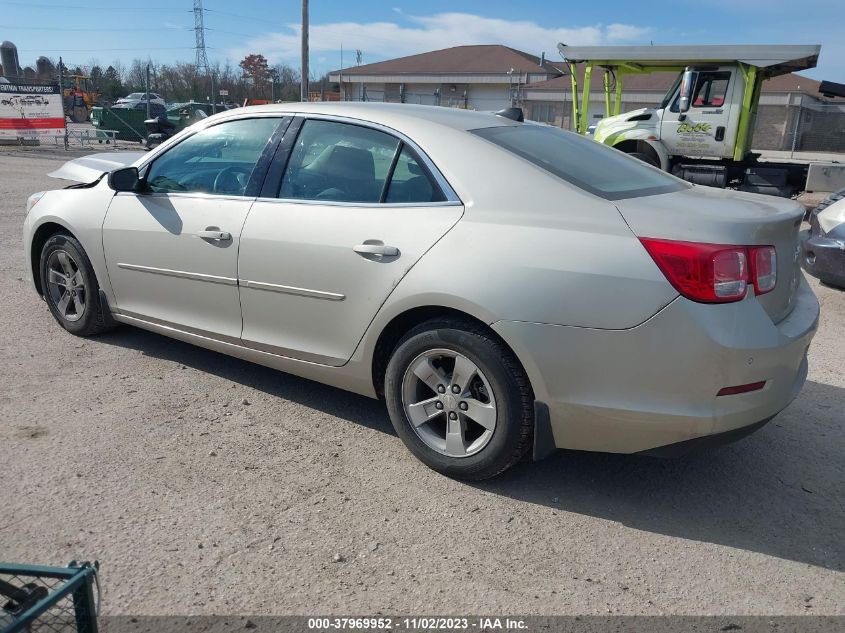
1,149,843,616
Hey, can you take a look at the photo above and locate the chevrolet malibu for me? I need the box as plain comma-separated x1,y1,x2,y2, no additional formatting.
23,102,819,480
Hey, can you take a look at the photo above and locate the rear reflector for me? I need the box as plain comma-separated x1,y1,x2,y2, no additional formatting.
640,238,778,303
717,381,766,396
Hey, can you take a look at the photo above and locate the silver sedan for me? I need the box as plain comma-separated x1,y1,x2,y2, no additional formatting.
22,102,819,479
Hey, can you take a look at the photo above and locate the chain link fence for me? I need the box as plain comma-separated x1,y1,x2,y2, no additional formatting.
787,102,845,153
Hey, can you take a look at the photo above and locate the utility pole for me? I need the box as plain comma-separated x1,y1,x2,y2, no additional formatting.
58,56,68,148
300,0,309,102
145,63,151,120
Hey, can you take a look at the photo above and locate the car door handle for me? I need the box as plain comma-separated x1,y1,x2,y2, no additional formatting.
197,230,231,241
353,243,399,257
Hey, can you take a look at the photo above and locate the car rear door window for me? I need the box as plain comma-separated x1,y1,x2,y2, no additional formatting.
384,145,445,203
145,117,281,196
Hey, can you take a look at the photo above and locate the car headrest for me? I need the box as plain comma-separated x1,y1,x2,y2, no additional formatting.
407,161,424,176
322,145,375,180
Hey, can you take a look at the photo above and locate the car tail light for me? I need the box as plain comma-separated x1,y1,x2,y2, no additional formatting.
640,238,777,303
749,246,777,295
639,238,747,303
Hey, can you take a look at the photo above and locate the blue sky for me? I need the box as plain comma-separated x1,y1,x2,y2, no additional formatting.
1,0,842,80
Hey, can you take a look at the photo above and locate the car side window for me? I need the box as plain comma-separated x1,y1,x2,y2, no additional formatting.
145,117,280,196
279,120,400,203
384,145,445,203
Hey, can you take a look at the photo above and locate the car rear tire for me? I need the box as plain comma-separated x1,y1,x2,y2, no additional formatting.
384,318,534,480
39,233,114,337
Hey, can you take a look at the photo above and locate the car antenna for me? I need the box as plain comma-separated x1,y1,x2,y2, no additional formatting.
494,107,524,122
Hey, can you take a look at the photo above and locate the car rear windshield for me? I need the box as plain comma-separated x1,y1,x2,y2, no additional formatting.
472,124,689,200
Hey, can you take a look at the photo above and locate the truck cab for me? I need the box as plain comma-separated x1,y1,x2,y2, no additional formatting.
561,45,822,194
593,64,743,163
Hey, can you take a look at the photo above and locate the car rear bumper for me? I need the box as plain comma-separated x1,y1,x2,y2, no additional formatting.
492,275,819,454
801,231,845,288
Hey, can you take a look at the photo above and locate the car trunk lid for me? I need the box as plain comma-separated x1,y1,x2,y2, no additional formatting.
615,184,805,323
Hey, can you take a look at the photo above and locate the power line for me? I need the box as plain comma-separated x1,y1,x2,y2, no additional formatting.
1,2,267,23
0,25,191,31
206,27,259,38
0,1,187,10
18,47,201,52
204,8,268,24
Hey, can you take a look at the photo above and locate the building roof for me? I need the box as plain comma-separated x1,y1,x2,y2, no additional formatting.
332,44,559,76
524,69,831,98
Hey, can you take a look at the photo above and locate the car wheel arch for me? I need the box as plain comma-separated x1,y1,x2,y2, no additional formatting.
30,221,76,295
369,304,534,401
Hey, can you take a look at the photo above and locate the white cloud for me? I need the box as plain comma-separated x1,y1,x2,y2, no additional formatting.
605,23,651,41
226,12,651,67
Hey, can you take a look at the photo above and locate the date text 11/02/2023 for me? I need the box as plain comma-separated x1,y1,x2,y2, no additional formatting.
307,617,528,630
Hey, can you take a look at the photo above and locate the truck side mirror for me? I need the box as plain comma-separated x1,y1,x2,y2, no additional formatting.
108,166,140,192
679,68,696,113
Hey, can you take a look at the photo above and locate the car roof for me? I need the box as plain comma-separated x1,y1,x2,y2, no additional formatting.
222,101,519,133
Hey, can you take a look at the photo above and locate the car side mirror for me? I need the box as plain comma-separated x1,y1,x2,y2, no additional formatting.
678,68,696,113
108,166,140,192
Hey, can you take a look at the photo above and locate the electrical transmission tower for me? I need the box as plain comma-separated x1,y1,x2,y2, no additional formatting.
193,0,209,73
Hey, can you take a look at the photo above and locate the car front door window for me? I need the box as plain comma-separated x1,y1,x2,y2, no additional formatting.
145,117,281,196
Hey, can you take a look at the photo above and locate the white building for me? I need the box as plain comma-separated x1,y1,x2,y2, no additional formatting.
328,45,559,111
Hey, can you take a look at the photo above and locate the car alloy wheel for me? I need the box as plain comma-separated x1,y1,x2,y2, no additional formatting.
45,249,86,322
401,348,498,457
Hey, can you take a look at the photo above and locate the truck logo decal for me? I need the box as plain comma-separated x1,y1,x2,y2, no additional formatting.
677,122,712,135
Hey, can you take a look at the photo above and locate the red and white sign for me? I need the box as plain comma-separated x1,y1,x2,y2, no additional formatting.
0,82,65,139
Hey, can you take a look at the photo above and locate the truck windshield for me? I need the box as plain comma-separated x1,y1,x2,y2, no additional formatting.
472,124,688,200
659,73,682,110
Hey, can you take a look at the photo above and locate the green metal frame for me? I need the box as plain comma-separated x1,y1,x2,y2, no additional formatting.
732,62,763,161
570,60,687,134
568,57,767,161
0,562,98,633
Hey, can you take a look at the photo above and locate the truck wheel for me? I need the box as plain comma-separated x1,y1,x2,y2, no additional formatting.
627,152,659,167
70,106,87,123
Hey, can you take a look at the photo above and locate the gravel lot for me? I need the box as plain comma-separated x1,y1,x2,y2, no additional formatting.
1,149,843,616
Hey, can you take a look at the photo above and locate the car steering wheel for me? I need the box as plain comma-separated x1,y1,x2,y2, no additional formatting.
213,166,250,195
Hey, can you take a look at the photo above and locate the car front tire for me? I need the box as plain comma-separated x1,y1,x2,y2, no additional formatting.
39,233,114,337
384,318,534,480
